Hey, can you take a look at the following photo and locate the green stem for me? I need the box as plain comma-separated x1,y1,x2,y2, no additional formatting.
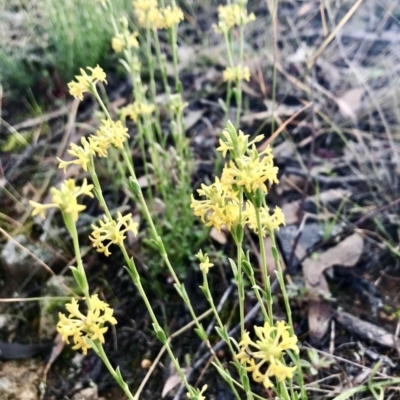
64,214,90,305
200,273,243,400
254,206,273,322
235,24,245,127
145,23,162,140
119,245,194,396
169,26,181,93
96,344,135,400
236,190,245,337
268,228,307,399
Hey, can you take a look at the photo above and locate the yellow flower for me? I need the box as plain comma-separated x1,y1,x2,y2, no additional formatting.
245,203,285,235
68,65,107,100
90,119,129,156
132,0,157,12
237,321,299,388
112,32,139,53
220,142,278,195
223,65,250,82
120,101,155,122
29,178,93,221
57,295,117,355
214,4,256,33
159,5,184,29
57,137,96,173
190,177,243,232
89,212,139,256
216,122,263,158
129,32,139,48
112,34,125,53
196,250,214,274
133,0,163,28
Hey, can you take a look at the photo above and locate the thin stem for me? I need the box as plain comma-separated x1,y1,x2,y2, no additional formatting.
236,190,245,337
96,344,135,400
169,26,181,93
235,24,245,126
254,206,273,322
200,273,243,400
269,228,307,399
67,219,90,304
119,245,195,396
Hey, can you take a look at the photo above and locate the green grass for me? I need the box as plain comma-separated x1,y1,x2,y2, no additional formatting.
0,0,131,99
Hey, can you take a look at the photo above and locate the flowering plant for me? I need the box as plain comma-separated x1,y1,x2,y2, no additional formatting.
27,1,305,399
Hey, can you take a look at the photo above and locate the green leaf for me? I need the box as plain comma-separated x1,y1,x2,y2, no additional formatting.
254,188,264,208
271,246,279,262
235,224,244,242
70,267,87,292
215,326,229,342
124,265,139,285
174,283,189,302
228,258,238,274
218,98,227,113
194,325,207,341
128,176,141,197
153,324,167,344
241,259,253,277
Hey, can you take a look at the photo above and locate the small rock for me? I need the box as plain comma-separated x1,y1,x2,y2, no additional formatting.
71,386,99,400
0,234,54,297
0,359,44,400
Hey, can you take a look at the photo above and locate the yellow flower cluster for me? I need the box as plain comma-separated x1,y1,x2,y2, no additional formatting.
246,202,285,237
191,123,284,234
237,321,299,389
58,119,129,172
133,0,184,30
112,31,139,53
214,4,256,33
68,65,107,101
57,295,117,355
29,178,93,222
223,65,250,83
89,212,139,256
120,101,155,122
191,177,243,232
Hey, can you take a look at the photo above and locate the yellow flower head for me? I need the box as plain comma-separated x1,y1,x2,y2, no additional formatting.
221,147,279,194
29,178,93,222
133,0,163,28
120,101,155,122
169,93,188,115
89,119,129,157
111,32,139,53
196,250,214,274
217,121,263,159
132,0,157,12
89,212,139,256
111,34,125,53
216,122,278,195
245,202,285,235
237,320,299,388
223,65,250,83
214,4,256,33
57,136,97,173
159,5,184,29
57,295,117,355
68,65,107,101
190,177,243,232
